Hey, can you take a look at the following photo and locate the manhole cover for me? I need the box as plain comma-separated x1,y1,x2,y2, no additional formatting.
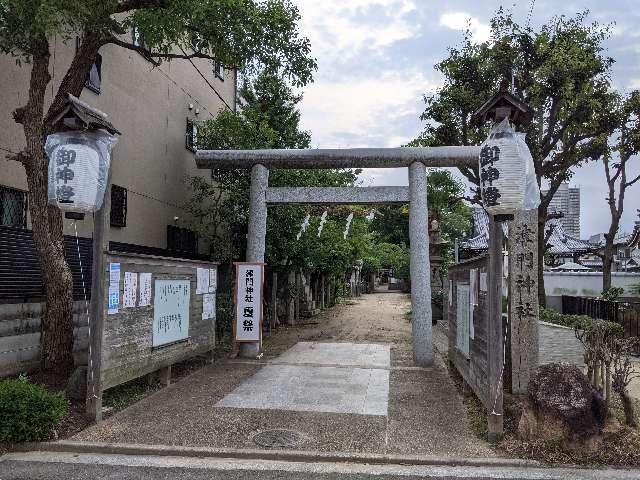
252,429,307,448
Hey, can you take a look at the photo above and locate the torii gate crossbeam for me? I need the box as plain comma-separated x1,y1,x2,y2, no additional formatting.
195,146,480,366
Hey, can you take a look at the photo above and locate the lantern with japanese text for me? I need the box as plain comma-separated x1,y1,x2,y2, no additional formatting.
45,94,120,213
473,92,539,220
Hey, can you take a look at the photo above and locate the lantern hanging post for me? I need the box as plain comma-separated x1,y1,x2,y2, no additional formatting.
473,91,537,442
46,94,121,423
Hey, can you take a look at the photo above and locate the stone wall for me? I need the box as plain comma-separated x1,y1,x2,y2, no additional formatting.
0,301,88,377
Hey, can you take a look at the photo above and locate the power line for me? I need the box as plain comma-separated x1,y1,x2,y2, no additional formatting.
126,187,186,210
178,46,234,112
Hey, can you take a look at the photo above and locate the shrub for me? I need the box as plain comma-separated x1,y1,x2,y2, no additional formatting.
601,287,625,302
540,307,592,329
0,375,68,442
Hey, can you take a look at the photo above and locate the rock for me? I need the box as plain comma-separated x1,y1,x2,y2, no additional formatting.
65,365,88,401
518,363,606,446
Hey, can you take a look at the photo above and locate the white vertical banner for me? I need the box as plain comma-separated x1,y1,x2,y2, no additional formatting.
234,263,264,342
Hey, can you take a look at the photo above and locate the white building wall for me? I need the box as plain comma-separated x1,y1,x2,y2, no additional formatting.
544,271,640,298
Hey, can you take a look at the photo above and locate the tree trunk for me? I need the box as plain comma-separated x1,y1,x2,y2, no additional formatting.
621,390,638,428
15,35,104,375
19,45,75,374
602,220,620,292
537,203,548,307
602,251,614,292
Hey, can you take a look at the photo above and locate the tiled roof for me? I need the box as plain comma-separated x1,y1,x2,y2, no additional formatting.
459,207,595,254
545,218,596,254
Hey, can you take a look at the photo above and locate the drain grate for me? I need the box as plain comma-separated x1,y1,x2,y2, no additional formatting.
252,429,307,449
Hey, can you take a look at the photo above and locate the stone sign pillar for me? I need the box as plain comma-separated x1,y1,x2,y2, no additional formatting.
508,209,539,394
408,161,433,366
242,163,269,358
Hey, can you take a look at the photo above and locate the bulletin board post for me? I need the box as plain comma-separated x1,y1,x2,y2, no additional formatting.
233,262,266,357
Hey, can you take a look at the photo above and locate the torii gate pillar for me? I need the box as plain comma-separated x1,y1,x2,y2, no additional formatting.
408,161,433,366
241,163,269,358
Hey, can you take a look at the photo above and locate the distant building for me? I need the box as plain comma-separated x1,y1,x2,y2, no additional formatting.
458,207,595,268
542,182,581,239
582,212,640,272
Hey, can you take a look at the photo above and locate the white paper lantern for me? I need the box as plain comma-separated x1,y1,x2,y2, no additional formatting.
479,118,539,217
46,131,118,213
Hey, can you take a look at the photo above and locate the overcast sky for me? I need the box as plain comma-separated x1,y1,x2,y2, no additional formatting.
292,0,640,239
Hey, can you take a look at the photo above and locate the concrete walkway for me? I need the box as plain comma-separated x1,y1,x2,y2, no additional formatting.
72,293,491,457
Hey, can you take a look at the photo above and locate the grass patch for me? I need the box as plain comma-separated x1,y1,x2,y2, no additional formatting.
103,377,161,412
463,394,488,440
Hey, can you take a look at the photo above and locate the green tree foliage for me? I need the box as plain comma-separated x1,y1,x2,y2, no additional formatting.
0,0,316,373
370,169,470,274
187,71,361,281
412,9,619,305
239,71,311,148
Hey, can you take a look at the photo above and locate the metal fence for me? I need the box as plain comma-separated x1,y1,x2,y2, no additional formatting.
562,295,640,353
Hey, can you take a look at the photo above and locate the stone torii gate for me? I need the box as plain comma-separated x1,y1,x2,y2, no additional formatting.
195,147,479,366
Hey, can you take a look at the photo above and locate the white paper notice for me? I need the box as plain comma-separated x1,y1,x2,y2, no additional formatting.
123,272,138,308
202,293,215,320
139,273,152,306
108,285,119,314
208,267,217,293
196,267,209,294
479,272,488,292
109,263,121,285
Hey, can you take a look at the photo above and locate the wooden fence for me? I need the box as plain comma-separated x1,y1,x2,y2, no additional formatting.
562,295,640,353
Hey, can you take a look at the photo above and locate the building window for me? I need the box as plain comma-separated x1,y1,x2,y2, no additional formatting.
76,38,102,94
214,61,224,81
0,186,27,228
186,119,198,152
132,26,146,48
167,225,198,256
110,185,127,228
85,53,102,94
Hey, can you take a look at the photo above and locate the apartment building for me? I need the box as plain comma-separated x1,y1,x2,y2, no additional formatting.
0,37,236,302
542,182,581,239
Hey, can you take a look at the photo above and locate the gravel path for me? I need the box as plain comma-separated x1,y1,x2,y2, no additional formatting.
74,292,493,457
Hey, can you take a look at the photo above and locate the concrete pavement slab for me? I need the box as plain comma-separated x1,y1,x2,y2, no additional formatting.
217,342,390,415
72,293,492,458
271,342,391,368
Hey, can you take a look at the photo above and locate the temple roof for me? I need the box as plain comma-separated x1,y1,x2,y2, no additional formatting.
459,207,596,255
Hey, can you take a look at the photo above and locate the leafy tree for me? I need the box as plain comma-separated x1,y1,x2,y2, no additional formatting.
600,92,640,290
187,71,358,280
0,0,315,373
371,169,470,273
412,10,618,305
239,71,311,149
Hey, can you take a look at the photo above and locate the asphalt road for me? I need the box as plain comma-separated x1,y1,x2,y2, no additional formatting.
2,452,640,480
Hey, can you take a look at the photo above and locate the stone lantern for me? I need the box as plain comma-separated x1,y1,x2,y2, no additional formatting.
429,218,448,323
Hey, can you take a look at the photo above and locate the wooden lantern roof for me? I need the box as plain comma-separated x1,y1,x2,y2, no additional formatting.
46,94,120,135
472,91,533,128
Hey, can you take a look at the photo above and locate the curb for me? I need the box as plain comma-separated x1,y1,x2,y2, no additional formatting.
17,440,546,469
